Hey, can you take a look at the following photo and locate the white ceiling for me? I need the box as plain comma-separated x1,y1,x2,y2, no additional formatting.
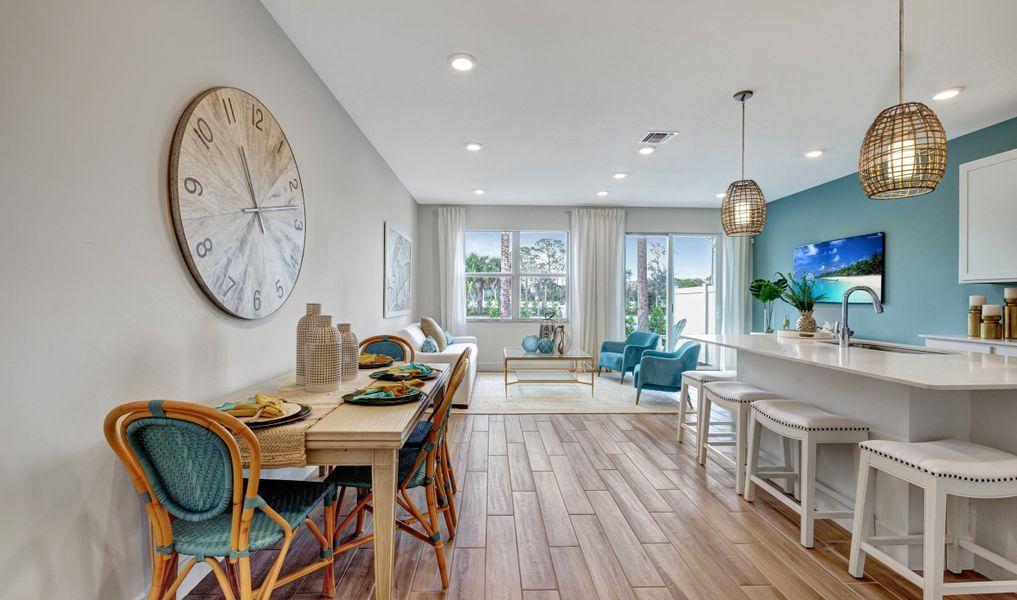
262,0,1017,207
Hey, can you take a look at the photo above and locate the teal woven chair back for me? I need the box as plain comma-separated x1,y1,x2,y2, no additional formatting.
125,417,234,522
364,337,406,361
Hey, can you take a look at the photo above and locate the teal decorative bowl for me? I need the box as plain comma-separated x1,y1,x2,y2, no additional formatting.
537,337,554,354
522,335,540,352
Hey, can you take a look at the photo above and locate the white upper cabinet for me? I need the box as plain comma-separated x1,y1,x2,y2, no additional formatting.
959,148,1017,283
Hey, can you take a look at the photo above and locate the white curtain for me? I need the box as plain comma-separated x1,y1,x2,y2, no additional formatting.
570,208,626,358
436,207,467,333
717,235,753,368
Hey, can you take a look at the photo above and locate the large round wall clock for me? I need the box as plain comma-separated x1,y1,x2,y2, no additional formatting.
169,87,305,319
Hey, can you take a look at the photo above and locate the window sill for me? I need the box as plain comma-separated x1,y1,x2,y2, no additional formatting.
466,318,571,324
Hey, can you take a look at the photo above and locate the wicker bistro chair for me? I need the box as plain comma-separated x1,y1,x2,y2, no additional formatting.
326,349,469,589
403,346,472,522
104,400,338,600
360,335,415,362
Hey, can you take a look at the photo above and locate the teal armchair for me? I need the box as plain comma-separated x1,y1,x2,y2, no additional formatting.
598,331,660,383
633,341,701,404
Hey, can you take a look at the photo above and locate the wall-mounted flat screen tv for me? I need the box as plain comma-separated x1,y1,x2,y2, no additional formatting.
792,232,884,304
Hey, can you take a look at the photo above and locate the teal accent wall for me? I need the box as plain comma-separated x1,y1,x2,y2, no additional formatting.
752,116,1017,344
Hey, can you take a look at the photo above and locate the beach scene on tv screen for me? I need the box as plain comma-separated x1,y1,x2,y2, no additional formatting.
793,233,884,303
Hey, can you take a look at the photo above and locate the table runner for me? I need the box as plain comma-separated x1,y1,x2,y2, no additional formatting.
238,382,344,469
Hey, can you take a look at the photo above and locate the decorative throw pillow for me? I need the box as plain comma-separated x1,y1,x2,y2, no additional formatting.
443,331,454,346
421,335,439,353
420,317,448,351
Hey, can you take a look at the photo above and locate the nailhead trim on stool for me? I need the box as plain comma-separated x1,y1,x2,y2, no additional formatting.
860,441,1017,483
754,407,870,432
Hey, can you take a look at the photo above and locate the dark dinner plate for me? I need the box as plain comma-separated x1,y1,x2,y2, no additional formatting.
342,388,424,406
245,404,311,429
369,369,439,382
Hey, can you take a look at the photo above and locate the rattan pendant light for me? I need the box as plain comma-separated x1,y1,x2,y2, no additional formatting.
721,90,766,236
859,0,947,199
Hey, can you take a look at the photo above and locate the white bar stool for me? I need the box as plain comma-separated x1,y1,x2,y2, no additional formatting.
744,399,869,548
678,370,736,455
699,381,782,495
849,439,1017,599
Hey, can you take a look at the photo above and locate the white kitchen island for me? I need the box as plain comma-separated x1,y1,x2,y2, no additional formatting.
683,333,1017,575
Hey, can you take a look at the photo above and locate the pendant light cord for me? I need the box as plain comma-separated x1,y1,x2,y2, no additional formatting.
740,99,746,180
898,0,904,105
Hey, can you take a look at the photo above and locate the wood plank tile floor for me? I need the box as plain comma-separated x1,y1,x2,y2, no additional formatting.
184,413,1016,600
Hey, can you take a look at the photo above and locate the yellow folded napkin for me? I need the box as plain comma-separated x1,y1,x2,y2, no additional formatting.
360,352,391,365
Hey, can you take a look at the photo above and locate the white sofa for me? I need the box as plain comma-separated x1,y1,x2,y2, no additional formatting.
395,323,477,407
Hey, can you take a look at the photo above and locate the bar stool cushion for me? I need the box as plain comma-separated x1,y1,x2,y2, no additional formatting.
703,381,781,403
682,369,737,384
861,439,1017,483
753,400,869,432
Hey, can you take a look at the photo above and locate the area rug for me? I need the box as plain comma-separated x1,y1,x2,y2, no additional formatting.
459,371,680,414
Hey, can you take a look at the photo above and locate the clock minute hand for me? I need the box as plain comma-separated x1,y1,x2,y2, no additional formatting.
239,146,266,234
242,206,299,214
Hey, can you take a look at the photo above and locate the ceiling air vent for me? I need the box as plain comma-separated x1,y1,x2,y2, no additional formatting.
641,131,677,144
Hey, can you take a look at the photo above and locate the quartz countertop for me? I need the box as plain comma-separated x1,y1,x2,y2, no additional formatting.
920,334,1017,348
682,333,1017,390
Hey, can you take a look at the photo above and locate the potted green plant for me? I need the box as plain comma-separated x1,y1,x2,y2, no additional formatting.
781,271,827,332
749,273,787,333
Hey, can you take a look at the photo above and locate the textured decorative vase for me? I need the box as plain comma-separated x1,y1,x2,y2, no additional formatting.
797,310,818,333
337,323,359,382
522,335,540,353
304,315,340,392
537,336,554,354
295,303,322,385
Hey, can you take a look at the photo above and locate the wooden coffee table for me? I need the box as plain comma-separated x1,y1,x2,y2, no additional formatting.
503,346,595,397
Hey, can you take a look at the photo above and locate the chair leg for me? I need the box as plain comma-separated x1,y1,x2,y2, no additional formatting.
743,415,763,500
946,497,968,575
677,382,690,443
322,499,336,598
849,454,874,578
426,483,450,589
354,488,367,536
923,484,947,600
443,439,459,495
237,556,253,600
635,388,641,405
782,437,796,495
734,404,749,496
697,394,712,466
800,438,818,548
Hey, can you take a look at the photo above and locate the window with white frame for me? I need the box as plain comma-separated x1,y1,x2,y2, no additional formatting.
464,230,569,320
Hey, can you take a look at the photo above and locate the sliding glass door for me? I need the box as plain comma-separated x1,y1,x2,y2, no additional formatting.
625,234,717,355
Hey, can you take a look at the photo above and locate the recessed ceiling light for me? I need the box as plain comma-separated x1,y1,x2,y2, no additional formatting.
465,142,483,152
933,86,963,101
804,149,824,158
613,172,628,180
473,188,485,195
638,147,655,155
716,192,727,199
597,191,609,197
448,53,476,72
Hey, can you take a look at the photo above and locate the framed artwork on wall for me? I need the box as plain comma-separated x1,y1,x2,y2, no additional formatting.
384,222,412,318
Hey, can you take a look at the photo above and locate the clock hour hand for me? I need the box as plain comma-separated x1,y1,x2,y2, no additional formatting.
239,146,266,234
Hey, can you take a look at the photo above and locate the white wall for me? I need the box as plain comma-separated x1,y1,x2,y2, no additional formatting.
417,204,720,369
0,1,417,598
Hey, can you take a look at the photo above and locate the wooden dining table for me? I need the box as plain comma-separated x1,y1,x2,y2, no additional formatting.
208,362,451,600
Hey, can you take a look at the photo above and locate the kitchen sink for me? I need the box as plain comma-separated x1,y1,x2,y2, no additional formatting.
819,340,952,355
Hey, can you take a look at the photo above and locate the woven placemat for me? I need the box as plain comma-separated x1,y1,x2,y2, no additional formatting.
237,383,344,469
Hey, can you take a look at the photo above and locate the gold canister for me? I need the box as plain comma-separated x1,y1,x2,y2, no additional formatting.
1005,299,1017,340
967,305,983,337
982,315,1003,340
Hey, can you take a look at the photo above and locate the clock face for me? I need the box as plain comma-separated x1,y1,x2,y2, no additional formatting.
169,87,305,319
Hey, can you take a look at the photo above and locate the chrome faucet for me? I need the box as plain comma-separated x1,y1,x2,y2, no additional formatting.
838,285,883,348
